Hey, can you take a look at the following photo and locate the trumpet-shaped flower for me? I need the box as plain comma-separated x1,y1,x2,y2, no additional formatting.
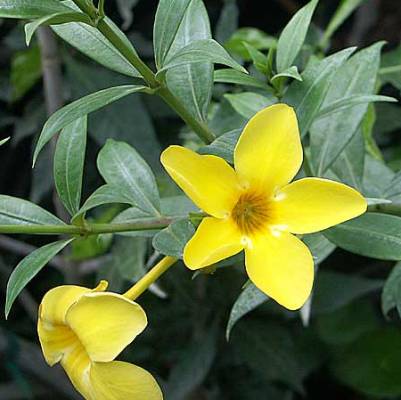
161,104,367,310
37,281,162,400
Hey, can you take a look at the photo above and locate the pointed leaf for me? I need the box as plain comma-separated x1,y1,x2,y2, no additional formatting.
25,11,92,46
5,239,73,318
0,195,65,226
324,213,401,260
54,117,87,216
226,282,268,340
284,47,356,136
33,85,146,165
276,0,318,72
97,140,160,215
0,0,69,19
159,39,247,75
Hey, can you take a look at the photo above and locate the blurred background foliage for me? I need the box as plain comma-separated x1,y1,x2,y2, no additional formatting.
1,0,401,399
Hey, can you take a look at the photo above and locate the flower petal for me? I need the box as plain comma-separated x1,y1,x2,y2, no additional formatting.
66,292,147,362
61,342,93,400
234,104,302,193
38,320,78,366
183,217,243,269
272,177,367,234
39,285,91,325
91,361,162,400
37,283,108,366
245,231,313,310
161,145,241,218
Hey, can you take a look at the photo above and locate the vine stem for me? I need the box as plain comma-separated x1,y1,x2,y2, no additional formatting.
124,256,178,300
71,0,215,144
0,217,173,236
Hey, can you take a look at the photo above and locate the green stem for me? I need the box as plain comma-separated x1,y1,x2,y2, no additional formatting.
124,256,178,300
368,203,401,217
71,0,215,144
0,217,172,236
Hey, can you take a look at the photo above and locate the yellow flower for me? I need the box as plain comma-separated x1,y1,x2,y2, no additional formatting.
37,280,162,400
161,104,367,310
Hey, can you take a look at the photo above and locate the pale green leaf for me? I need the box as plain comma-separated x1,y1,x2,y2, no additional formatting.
33,85,146,165
276,0,318,72
5,239,73,318
54,117,87,216
97,140,160,215
0,195,65,226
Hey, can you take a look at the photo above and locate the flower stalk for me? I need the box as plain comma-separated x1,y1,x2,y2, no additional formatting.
124,256,178,300
0,217,173,236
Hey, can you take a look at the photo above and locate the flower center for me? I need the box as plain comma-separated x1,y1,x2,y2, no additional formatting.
231,191,270,235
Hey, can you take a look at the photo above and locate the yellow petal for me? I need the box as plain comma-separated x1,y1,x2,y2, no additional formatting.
38,285,91,325
91,361,163,400
161,145,241,218
37,282,109,367
183,217,243,269
61,341,93,400
38,320,78,366
66,292,147,362
234,104,302,193
272,177,367,234
245,231,313,310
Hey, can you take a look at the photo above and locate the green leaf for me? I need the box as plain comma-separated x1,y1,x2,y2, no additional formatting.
313,270,383,314
97,140,160,215
161,196,197,217
11,46,42,102
214,69,266,89
310,42,384,175
52,4,140,78
159,39,248,75
362,104,382,160
243,43,268,75
0,137,10,146
113,237,147,281
271,65,302,84
303,232,336,264
5,239,73,318
330,129,365,190
362,157,395,203
73,185,135,222
330,329,401,398
320,0,366,48
153,0,192,68
25,11,92,46
166,322,218,400
316,94,396,120
225,27,276,59
224,92,276,119
284,47,356,136
324,213,401,260
226,282,268,340
152,219,195,258
276,0,318,72
199,129,241,164
380,44,401,91
215,0,238,44
316,299,380,345
33,85,146,165
0,0,69,19
233,321,304,391
165,0,213,122
54,117,87,216
0,195,65,226
66,57,161,169
382,261,401,318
